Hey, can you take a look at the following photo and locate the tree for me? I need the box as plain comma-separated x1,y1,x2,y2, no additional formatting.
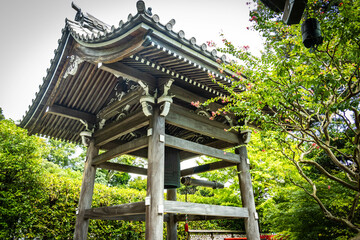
0,107,4,120
206,0,360,236
0,120,45,238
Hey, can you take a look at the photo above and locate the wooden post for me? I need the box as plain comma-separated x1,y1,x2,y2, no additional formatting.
236,131,260,240
146,106,165,239
167,189,177,240
74,139,99,240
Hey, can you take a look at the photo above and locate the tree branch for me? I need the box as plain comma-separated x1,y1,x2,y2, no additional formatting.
299,160,358,191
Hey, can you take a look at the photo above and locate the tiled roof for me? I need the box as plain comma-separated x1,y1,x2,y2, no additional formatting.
19,1,241,148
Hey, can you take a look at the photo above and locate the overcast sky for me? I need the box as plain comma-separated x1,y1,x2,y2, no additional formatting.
0,0,263,122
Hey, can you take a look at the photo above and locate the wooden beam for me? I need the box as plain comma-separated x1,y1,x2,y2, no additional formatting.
175,215,237,222
181,161,236,176
164,201,249,218
170,85,223,113
94,111,149,146
236,135,260,239
99,61,156,88
46,104,96,124
84,201,146,219
97,162,147,175
170,104,233,132
166,110,238,144
92,137,148,165
88,214,146,221
74,140,99,240
97,88,143,120
166,190,177,240
82,213,170,222
146,106,165,239
165,135,240,164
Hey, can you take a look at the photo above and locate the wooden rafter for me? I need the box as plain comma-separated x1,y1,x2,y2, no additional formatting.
46,104,97,124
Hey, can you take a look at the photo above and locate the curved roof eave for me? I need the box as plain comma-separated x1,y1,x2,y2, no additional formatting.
19,28,74,130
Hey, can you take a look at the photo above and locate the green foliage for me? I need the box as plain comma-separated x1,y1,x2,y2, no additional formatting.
46,138,80,169
128,176,147,191
0,107,4,120
204,0,360,237
0,120,46,238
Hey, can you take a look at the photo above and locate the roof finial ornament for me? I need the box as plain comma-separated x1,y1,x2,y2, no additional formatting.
71,2,83,21
146,7,152,16
136,0,146,14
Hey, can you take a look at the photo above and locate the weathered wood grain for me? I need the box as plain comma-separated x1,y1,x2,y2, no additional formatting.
166,189,177,240
74,140,99,240
94,111,149,146
146,106,165,240
165,135,240,163
166,111,238,144
46,104,96,124
97,87,143,120
164,201,249,218
97,162,147,175
92,136,148,165
236,134,260,240
84,201,146,219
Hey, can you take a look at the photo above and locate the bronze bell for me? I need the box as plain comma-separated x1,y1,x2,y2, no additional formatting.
301,18,323,49
164,147,181,189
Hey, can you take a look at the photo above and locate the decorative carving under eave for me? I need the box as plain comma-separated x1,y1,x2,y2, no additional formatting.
158,79,174,117
195,109,211,118
139,81,155,117
80,130,92,147
64,55,84,79
239,130,252,145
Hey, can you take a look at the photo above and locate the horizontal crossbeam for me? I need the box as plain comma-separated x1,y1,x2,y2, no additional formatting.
92,137,148,165
166,108,238,144
164,201,248,218
83,201,248,220
165,135,240,163
97,162,147,175
94,111,149,146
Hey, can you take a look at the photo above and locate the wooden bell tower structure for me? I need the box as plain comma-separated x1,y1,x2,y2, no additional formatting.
20,1,260,239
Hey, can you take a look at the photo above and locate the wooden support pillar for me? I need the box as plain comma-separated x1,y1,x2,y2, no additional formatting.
146,106,165,239
74,139,99,240
236,131,260,240
167,189,177,240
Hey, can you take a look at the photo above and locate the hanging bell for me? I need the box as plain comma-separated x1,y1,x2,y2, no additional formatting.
301,18,323,49
164,147,181,189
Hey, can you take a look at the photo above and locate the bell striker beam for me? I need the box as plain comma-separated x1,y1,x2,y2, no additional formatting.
146,105,166,239
74,137,99,240
236,131,260,240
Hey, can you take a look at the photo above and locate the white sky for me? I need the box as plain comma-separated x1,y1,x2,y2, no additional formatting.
0,0,263,122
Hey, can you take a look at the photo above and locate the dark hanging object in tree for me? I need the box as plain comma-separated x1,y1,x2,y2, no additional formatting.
164,147,181,189
283,0,307,25
260,0,286,12
301,18,323,49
